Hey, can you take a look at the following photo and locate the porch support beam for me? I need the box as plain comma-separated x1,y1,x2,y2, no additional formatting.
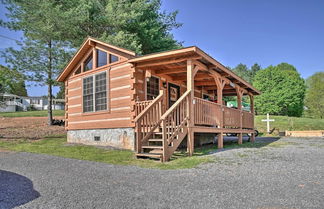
236,86,244,145
187,59,195,156
136,55,201,68
217,132,223,149
249,93,255,143
248,93,254,114
238,133,243,145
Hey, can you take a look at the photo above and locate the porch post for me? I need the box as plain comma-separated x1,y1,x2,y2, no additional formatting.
187,59,195,156
217,132,223,149
236,87,243,144
249,94,254,114
249,93,255,143
216,80,224,129
212,76,225,149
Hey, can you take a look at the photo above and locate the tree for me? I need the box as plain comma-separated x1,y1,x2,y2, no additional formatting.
58,0,182,55
1,0,182,125
250,63,261,82
253,63,305,116
0,65,27,96
56,84,65,99
231,63,262,83
1,0,74,125
305,72,324,119
231,64,251,83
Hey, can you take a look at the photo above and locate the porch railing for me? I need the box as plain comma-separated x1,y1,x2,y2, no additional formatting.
160,90,191,161
135,100,152,116
242,111,254,129
134,90,164,153
194,98,221,127
194,97,254,129
223,106,241,128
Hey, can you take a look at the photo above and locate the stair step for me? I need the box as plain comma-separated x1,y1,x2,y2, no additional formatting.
142,145,163,149
149,149,163,154
136,153,162,159
148,138,163,142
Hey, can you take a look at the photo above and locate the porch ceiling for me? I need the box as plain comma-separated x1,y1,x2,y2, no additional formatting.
129,47,261,96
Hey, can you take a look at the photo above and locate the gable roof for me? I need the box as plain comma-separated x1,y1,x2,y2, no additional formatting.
57,38,260,95
129,47,261,95
57,37,136,82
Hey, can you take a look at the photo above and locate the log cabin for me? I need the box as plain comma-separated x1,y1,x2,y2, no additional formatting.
57,37,260,162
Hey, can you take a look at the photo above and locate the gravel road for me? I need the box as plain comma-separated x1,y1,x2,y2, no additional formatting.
0,137,323,209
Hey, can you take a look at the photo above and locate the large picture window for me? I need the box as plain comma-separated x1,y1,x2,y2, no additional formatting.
146,76,160,100
83,72,108,112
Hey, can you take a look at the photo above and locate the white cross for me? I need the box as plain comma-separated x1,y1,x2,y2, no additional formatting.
262,113,275,133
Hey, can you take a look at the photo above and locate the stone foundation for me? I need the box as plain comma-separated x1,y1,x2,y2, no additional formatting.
67,128,135,150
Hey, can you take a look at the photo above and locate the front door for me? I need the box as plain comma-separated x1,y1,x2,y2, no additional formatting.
168,83,181,108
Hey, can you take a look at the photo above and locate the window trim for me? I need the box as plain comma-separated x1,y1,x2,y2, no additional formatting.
145,75,160,100
82,70,110,114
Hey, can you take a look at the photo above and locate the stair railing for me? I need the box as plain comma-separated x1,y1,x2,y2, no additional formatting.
134,90,164,153
160,90,191,161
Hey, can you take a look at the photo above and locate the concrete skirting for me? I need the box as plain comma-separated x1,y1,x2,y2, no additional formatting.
285,130,324,137
67,128,135,150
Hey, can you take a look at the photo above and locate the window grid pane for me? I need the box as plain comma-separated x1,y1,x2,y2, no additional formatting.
97,49,107,67
146,77,159,100
110,54,119,63
95,72,107,111
84,53,93,72
83,76,94,112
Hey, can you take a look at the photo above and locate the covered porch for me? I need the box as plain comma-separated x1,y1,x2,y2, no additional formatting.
130,47,260,161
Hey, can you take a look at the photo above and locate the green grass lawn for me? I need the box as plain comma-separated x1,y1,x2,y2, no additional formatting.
0,136,215,169
0,110,65,117
255,115,324,134
0,134,291,169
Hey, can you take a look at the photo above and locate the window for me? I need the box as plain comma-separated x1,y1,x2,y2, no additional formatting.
30,99,40,105
84,53,93,72
95,72,107,111
83,76,94,112
83,72,108,112
109,54,119,63
146,76,160,100
96,49,107,67
75,66,81,75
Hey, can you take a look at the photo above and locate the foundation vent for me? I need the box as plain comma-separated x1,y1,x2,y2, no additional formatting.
94,136,101,141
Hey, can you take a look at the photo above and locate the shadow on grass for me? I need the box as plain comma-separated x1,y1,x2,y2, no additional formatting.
0,170,40,209
171,136,281,160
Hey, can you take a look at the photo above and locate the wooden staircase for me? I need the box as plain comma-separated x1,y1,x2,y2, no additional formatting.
134,90,191,162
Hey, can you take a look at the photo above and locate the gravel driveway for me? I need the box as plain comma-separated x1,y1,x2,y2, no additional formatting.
1,137,323,209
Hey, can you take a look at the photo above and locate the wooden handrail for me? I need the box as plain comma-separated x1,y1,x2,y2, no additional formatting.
160,90,191,161
194,97,222,127
160,90,191,120
135,90,165,153
134,90,164,122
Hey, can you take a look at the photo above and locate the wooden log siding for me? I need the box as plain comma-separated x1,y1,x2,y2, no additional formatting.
66,63,134,130
194,97,221,126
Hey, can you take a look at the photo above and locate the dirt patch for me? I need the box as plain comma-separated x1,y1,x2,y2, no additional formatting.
0,116,66,140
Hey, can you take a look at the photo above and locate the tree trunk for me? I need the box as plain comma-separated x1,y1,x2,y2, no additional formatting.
47,40,53,125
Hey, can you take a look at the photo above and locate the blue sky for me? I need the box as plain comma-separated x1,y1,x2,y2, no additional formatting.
1,0,324,96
